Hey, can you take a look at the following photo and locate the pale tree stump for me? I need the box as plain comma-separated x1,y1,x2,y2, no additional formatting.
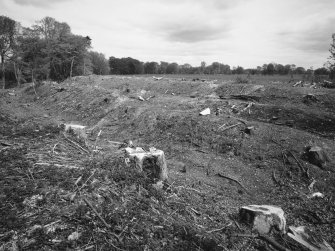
125,147,168,181
239,205,286,234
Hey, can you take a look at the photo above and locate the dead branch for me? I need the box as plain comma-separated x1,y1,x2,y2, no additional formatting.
207,226,226,233
233,220,242,231
272,170,285,187
108,140,123,145
195,149,210,154
0,141,12,146
216,173,249,194
258,234,291,251
175,186,205,194
75,169,97,192
94,130,102,150
241,102,254,112
308,179,316,192
63,133,89,154
146,95,155,101
44,220,61,228
52,143,59,154
104,237,126,251
0,146,10,152
27,168,35,181
32,79,39,99
190,207,201,215
219,123,242,131
83,198,111,229
286,151,309,178
271,139,310,179
224,116,248,125
232,234,291,251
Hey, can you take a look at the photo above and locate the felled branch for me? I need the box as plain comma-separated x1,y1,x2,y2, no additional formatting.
63,133,89,154
232,233,291,251
216,173,249,194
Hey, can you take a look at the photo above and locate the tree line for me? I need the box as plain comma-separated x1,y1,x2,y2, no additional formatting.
1,15,334,89
109,57,331,77
0,15,110,88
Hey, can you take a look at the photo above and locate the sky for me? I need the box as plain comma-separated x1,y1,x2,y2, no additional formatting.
1,0,334,68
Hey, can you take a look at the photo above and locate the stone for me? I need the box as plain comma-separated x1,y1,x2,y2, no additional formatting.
125,147,168,181
152,180,164,190
239,205,286,234
305,146,330,169
200,108,210,116
307,192,324,199
68,231,81,241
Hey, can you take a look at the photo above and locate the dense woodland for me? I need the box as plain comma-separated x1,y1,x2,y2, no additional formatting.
1,15,335,88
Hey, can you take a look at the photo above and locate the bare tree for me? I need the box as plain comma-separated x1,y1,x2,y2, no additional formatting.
329,34,335,80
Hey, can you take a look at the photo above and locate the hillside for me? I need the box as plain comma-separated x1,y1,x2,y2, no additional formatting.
0,75,334,251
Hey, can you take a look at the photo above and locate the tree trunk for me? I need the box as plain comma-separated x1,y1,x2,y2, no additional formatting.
1,54,5,89
13,62,18,83
31,69,38,97
13,62,21,87
70,57,74,78
17,68,21,87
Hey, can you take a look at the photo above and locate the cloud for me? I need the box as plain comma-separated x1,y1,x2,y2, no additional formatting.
2,0,334,68
277,17,335,53
208,0,249,10
166,25,231,43
124,0,235,44
13,0,71,8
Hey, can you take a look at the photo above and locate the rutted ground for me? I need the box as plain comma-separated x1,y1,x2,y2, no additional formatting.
0,75,334,250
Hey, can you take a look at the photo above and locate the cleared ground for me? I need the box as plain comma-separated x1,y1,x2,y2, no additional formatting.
0,74,334,250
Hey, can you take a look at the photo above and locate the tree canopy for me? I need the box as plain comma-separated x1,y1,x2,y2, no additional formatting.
0,16,96,86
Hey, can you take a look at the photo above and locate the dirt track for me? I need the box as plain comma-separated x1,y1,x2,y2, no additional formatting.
1,75,335,250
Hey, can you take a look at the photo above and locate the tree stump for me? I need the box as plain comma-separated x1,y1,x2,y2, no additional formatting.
239,205,286,234
125,147,168,181
305,146,330,169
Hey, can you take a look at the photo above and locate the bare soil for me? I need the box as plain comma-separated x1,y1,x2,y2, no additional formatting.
0,75,334,250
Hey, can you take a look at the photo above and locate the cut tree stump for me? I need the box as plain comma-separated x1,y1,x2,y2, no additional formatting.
304,146,330,169
125,147,168,181
239,205,286,234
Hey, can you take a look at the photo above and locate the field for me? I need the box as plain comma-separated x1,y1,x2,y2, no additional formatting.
0,74,334,251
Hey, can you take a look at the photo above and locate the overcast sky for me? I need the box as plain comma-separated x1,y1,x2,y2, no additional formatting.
1,0,334,68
